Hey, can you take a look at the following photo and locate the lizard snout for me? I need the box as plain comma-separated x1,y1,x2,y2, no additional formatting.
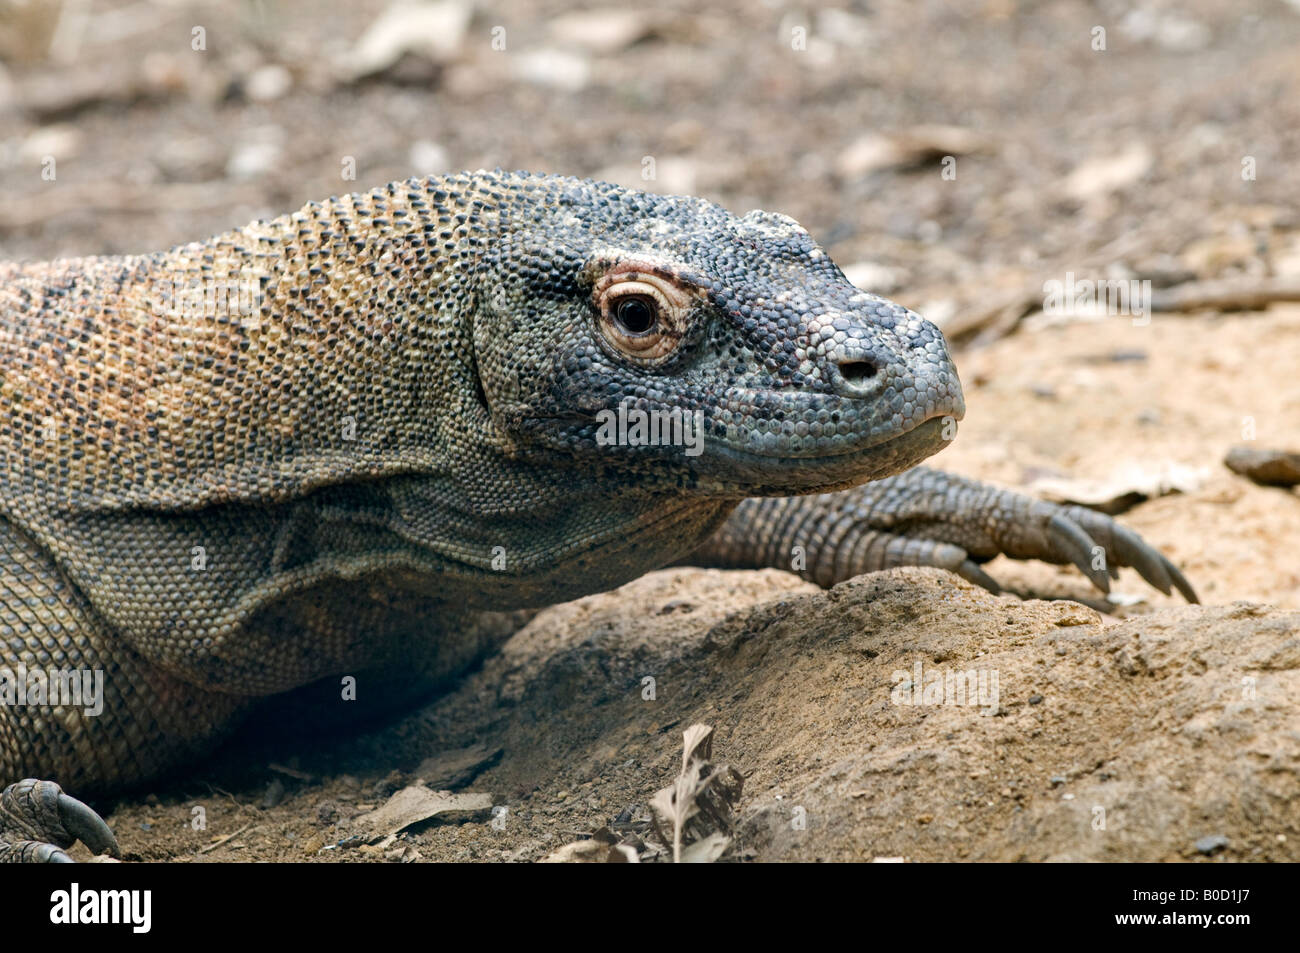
812,304,963,423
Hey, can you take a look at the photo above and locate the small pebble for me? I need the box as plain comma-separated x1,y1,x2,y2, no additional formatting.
1195,834,1229,854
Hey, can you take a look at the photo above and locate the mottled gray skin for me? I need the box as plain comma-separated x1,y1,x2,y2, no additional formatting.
0,171,1192,861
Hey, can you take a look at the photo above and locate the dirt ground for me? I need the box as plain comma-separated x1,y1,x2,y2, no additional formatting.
2,0,1298,861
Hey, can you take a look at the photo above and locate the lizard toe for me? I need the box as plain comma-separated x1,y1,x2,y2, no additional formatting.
953,557,1003,595
1041,508,1113,595
0,779,120,863
1059,505,1198,603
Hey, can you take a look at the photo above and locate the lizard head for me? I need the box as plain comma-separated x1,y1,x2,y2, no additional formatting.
474,173,964,498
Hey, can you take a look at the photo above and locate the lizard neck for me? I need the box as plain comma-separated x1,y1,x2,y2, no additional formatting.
1,173,511,512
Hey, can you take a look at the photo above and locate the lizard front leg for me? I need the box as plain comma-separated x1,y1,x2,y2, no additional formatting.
690,466,1197,602
0,517,250,862
1,532,532,861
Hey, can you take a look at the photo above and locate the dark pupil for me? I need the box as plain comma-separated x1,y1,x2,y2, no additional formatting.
615,298,656,334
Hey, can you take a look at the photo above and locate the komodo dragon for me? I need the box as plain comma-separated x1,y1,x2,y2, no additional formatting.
0,170,1194,861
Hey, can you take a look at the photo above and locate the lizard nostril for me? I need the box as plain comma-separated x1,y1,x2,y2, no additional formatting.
836,358,878,384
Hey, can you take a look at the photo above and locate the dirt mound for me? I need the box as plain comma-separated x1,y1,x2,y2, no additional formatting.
95,566,1299,862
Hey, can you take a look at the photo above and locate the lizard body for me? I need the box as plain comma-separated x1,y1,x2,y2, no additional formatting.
0,171,1192,861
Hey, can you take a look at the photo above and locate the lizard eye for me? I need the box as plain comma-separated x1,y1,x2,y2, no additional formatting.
613,296,658,336
593,269,695,363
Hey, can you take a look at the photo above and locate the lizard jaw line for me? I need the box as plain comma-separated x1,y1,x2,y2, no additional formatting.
709,410,958,462
697,414,954,489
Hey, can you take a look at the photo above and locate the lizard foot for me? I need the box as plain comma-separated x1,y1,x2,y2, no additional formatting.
841,469,1200,601
0,779,120,863
962,494,1199,603
697,467,1198,603
844,493,1200,603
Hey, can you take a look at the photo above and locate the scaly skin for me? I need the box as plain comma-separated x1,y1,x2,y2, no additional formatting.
0,171,1192,861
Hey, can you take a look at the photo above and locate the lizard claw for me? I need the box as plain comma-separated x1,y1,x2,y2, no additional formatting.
0,779,120,863
863,504,1196,603
1042,502,1198,603
881,475,1199,603
951,557,1004,594
1042,507,1113,594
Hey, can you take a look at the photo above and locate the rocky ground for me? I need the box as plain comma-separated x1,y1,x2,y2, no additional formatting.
1,0,1297,861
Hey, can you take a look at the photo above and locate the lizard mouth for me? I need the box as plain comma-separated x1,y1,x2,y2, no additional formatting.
699,413,954,492
509,390,960,495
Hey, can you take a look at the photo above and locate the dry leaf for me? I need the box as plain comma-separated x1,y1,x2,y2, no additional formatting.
540,827,639,863
648,723,744,863
352,786,491,842
1028,461,1208,514
679,832,730,864
412,743,502,790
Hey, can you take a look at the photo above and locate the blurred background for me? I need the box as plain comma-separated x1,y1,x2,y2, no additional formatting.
1,0,1298,605
2,0,1296,295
